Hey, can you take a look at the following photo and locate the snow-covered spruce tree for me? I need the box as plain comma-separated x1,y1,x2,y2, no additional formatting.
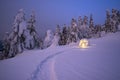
105,9,111,33
78,16,82,29
44,30,54,48
61,24,69,45
55,25,61,36
8,31,19,57
8,9,26,57
66,26,72,44
94,24,102,38
23,29,34,49
89,14,95,37
70,18,78,42
55,25,62,45
24,11,41,49
3,32,10,58
117,10,120,30
117,10,120,23
111,9,118,32
0,39,5,60
50,25,61,47
30,11,43,49
80,16,89,38
77,16,83,39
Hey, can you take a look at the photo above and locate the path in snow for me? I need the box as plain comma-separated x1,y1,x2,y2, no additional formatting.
50,57,57,80
29,48,71,80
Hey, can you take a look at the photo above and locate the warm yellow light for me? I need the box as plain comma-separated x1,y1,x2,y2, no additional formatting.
79,39,89,48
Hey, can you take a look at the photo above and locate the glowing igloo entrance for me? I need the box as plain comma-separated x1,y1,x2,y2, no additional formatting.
79,39,89,48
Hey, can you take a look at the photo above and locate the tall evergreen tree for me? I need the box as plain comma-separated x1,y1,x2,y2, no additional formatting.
50,25,61,47
70,18,78,42
89,14,95,37
80,16,89,38
111,9,118,32
44,30,54,48
78,16,82,28
25,11,36,49
8,9,27,57
105,9,111,32
60,24,68,45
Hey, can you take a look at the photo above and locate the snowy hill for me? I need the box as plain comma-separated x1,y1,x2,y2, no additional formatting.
0,32,120,80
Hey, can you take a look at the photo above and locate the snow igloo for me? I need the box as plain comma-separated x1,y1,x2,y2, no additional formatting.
79,39,89,48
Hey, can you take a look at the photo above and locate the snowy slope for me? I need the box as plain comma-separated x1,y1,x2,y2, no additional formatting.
0,32,120,80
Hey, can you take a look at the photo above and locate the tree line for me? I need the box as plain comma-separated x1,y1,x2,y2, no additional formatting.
0,8,120,60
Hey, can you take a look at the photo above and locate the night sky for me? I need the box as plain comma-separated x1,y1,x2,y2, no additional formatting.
0,0,120,39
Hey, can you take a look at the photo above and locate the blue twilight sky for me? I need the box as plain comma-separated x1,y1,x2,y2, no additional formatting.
0,0,120,39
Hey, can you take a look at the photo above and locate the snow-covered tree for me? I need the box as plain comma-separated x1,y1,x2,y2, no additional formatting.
24,29,34,49
70,18,78,42
84,16,88,24
3,9,27,58
111,9,118,21
80,16,89,38
27,11,36,32
51,34,60,47
0,40,4,60
104,9,120,33
13,9,26,35
44,30,54,48
3,32,10,58
89,14,94,29
66,26,72,44
71,18,77,29
50,28,60,47
117,10,120,23
105,9,111,32
54,25,61,37
111,9,118,32
24,11,39,49
94,24,102,38
8,32,18,57
78,16,82,28
77,16,83,39
60,24,68,45
23,11,42,49
12,9,26,53
89,14,95,37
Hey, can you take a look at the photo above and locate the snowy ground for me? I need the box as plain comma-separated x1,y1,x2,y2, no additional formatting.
0,32,120,80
